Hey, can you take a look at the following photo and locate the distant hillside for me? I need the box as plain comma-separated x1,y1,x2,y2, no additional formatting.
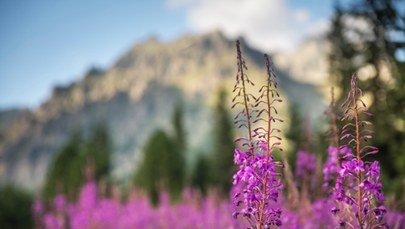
273,36,329,86
0,31,325,190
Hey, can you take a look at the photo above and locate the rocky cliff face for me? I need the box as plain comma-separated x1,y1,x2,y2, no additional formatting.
0,31,325,190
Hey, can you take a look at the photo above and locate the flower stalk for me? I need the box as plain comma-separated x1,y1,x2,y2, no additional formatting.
232,40,283,229
334,74,386,228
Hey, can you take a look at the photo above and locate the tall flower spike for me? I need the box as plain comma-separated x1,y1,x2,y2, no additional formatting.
231,48,283,228
323,87,342,190
232,40,255,150
333,74,386,228
255,54,284,228
341,74,378,159
325,87,340,148
252,54,283,153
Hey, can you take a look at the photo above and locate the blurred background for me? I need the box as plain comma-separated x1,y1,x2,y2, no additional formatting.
0,0,404,228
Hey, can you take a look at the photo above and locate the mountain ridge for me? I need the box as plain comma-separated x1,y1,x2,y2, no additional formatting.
0,31,325,190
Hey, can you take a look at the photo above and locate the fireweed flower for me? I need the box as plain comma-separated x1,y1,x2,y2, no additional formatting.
322,88,356,190
231,41,283,228
32,199,45,215
323,146,340,189
295,150,317,179
232,144,283,227
323,146,353,189
38,181,241,229
53,194,67,211
332,74,387,228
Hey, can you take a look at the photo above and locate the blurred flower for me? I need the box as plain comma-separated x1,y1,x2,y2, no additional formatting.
295,150,317,178
32,199,44,215
53,194,66,211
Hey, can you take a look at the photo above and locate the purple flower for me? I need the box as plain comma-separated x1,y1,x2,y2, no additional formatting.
32,199,44,215
323,146,339,188
232,144,283,227
53,195,66,211
333,158,387,227
234,148,246,165
78,181,97,210
43,213,63,229
385,210,405,228
331,207,340,215
295,150,317,178
366,161,380,178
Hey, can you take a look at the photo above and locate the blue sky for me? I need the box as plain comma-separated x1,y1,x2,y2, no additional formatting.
0,0,333,109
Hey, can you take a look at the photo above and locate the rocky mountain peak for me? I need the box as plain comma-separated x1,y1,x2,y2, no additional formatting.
0,31,325,190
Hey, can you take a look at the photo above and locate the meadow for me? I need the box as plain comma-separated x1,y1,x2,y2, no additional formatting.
30,41,405,229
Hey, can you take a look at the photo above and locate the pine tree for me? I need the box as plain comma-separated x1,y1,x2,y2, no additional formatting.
134,130,172,205
43,130,84,201
191,154,210,195
82,123,111,181
172,103,186,152
0,186,33,229
285,103,304,169
134,104,187,204
210,89,235,195
170,104,186,198
43,124,112,202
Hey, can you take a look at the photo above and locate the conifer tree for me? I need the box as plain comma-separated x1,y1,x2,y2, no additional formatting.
170,104,186,198
43,130,84,201
0,186,33,229
82,123,111,181
191,154,210,195
210,89,235,195
43,124,112,202
135,104,187,204
135,130,172,205
285,103,304,169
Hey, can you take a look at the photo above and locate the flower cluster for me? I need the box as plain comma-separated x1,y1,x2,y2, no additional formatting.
295,150,317,179
323,147,340,189
232,145,283,227
33,180,405,229
34,182,238,229
323,146,352,189
386,211,405,228
332,74,387,228
334,158,387,227
231,41,284,228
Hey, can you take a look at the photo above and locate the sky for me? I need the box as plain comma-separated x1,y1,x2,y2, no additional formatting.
0,0,334,109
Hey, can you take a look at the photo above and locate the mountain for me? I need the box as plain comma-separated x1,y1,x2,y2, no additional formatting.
0,31,325,190
273,36,329,86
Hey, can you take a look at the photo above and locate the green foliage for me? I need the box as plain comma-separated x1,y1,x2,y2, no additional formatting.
313,123,330,161
328,0,405,195
135,130,172,205
171,104,186,195
82,123,112,181
285,103,304,169
191,154,210,195
43,130,84,201
135,104,186,204
0,186,33,229
209,89,235,195
172,103,186,152
43,124,112,202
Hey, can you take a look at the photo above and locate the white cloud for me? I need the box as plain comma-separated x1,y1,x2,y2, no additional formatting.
170,0,329,52
166,0,195,9
307,19,330,37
